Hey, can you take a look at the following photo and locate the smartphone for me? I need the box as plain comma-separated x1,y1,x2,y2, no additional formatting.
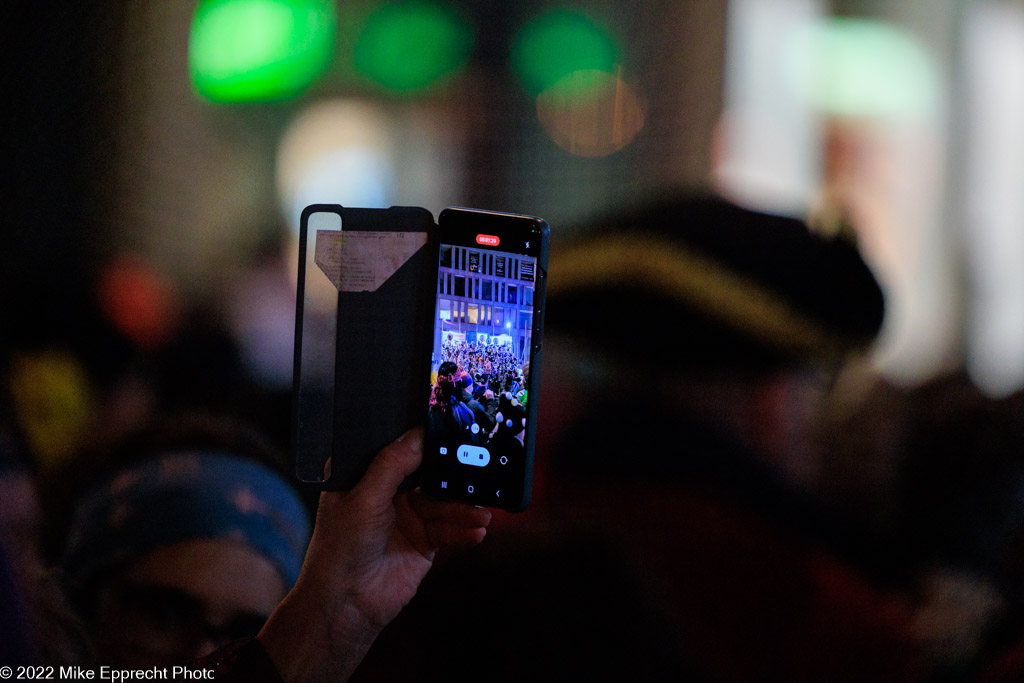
420,207,549,512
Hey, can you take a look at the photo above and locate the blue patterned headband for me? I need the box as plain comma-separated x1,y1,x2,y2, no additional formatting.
63,451,311,591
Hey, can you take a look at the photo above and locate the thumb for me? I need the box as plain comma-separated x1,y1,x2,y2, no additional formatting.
357,427,424,498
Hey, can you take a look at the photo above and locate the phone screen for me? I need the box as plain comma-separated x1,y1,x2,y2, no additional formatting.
421,208,548,511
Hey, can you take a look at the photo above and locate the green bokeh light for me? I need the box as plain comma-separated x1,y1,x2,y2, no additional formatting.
511,10,621,96
353,1,473,94
189,0,336,103
785,17,940,118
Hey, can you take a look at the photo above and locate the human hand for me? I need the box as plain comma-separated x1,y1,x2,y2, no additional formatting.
304,427,490,628
258,428,490,681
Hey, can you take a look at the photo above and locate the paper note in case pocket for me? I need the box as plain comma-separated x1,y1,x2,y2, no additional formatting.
315,230,428,292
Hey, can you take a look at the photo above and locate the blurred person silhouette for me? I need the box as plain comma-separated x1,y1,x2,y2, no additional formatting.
352,190,928,682
814,366,913,568
817,369,1024,680
889,374,1024,681
54,413,313,668
34,252,299,466
1,365,93,667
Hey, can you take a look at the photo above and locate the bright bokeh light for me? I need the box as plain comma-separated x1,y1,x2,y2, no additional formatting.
276,99,395,231
189,0,336,103
96,254,182,351
963,3,1024,397
353,1,473,94
784,17,940,118
536,69,646,157
9,350,94,469
716,0,823,215
511,9,621,96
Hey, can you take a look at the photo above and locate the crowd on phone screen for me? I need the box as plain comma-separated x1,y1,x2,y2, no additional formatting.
440,337,525,388
429,338,528,451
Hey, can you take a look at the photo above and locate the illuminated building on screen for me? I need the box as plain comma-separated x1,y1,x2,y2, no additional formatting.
434,244,537,367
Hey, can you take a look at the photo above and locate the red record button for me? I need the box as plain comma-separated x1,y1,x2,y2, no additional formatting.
476,234,500,246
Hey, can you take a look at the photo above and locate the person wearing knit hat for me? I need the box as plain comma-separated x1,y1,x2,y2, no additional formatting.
532,190,925,681
57,415,311,669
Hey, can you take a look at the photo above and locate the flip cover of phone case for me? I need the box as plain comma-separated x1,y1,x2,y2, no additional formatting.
292,204,437,490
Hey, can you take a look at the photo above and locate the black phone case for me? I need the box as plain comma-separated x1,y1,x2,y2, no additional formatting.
292,204,438,491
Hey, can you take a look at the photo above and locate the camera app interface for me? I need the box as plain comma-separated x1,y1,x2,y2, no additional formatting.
426,226,539,505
